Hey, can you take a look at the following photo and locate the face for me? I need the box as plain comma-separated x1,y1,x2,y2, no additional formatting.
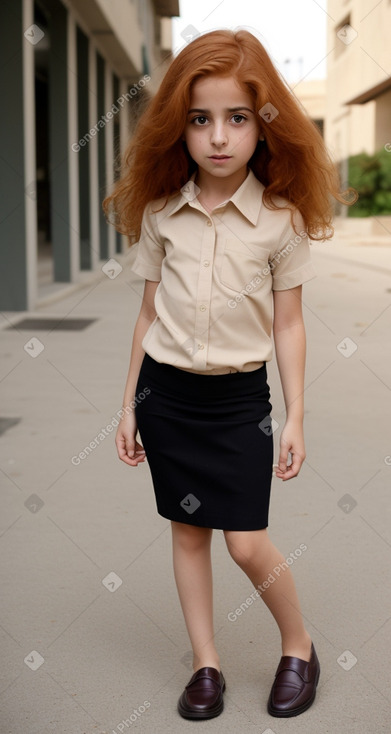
183,75,260,185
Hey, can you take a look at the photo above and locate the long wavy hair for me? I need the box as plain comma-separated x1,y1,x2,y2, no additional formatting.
103,29,356,241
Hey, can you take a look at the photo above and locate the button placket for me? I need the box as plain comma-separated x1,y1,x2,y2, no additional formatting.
193,218,215,365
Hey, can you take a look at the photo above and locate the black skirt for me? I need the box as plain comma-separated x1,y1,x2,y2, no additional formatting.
135,353,274,531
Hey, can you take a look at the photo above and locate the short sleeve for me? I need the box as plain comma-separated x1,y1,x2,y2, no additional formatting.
270,209,317,291
131,204,165,281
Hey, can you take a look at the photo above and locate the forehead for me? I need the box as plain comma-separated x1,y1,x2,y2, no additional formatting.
189,75,253,107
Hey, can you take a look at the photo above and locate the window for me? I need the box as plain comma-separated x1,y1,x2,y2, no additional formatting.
335,15,357,58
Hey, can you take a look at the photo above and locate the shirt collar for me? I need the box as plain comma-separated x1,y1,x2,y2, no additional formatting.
166,168,264,225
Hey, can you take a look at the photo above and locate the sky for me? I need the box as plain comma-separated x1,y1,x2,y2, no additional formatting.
171,0,329,84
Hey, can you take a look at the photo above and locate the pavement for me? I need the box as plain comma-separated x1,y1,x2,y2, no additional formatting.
1,219,391,734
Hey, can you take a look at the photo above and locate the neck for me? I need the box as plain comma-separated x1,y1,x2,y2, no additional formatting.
194,166,249,201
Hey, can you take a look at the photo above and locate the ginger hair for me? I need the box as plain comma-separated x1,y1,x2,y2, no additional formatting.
103,29,356,241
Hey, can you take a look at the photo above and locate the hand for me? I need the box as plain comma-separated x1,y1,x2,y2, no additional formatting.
274,419,306,481
115,411,146,467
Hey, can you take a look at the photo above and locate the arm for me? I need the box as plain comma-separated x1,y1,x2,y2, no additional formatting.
272,285,306,481
115,279,159,467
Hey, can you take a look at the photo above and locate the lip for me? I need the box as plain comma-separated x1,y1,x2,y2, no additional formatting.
209,155,232,160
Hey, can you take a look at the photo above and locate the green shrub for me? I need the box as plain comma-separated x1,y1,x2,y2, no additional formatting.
347,148,391,216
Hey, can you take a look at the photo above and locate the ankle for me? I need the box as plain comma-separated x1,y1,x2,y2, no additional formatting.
193,656,221,673
281,631,312,661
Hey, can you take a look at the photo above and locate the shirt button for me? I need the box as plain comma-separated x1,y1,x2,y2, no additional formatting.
206,220,212,227
198,343,204,350
203,260,210,267
199,304,207,312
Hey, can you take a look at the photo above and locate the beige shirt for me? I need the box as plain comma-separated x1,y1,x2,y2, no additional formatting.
131,168,316,374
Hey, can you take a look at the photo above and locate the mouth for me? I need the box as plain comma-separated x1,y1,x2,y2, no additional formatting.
209,155,232,160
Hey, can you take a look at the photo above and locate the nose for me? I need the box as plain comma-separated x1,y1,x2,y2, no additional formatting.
210,121,228,147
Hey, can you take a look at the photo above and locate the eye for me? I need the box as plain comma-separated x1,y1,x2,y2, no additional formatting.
191,116,208,125
231,114,246,124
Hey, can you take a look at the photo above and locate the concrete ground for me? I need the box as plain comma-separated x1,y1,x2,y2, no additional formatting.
1,220,391,734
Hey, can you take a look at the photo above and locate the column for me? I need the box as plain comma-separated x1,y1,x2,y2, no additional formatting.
105,64,115,259
0,0,37,310
48,0,72,282
76,25,91,270
97,52,108,260
67,11,80,283
88,40,99,270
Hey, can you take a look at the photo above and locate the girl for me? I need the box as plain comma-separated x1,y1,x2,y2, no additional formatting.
103,29,355,720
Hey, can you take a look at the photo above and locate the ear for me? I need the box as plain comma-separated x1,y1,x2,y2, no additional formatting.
259,133,265,141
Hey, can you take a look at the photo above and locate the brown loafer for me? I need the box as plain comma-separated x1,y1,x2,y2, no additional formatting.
177,666,225,719
267,642,320,717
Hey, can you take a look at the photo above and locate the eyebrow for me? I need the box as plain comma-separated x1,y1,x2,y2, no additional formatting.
188,107,254,114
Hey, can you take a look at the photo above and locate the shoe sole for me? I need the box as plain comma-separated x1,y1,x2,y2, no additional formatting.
177,681,226,719
267,666,320,718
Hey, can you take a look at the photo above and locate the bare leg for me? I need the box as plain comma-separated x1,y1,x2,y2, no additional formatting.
171,520,221,672
224,528,312,661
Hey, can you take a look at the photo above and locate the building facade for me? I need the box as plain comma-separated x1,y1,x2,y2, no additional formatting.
0,0,179,311
325,0,391,182
291,79,326,138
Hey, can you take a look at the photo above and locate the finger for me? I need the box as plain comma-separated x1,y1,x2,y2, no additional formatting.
119,450,145,467
277,442,290,473
117,446,139,466
133,451,147,464
276,452,304,480
134,440,145,455
116,435,129,460
130,440,146,462
116,436,145,466
124,438,136,458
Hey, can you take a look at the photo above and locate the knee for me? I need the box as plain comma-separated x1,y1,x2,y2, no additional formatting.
171,521,212,553
223,529,269,568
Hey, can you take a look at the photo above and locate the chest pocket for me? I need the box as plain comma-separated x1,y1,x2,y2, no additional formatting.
218,238,271,293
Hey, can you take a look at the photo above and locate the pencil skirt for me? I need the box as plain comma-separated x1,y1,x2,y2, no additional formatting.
134,353,274,531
